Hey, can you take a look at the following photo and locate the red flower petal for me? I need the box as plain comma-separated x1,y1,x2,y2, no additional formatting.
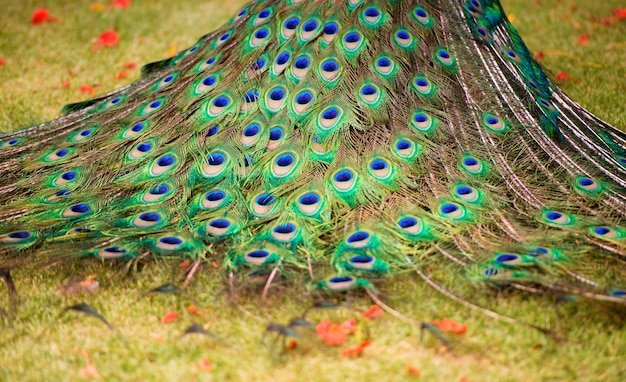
613,8,626,19
407,366,421,377
197,358,211,371
0,58,6,66
94,30,120,50
123,61,139,69
316,320,347,346
31,8,51,24
116,71,129,80
79,84,96,95
340,340,372,357
112,0,132,9
577,34,589,46
161,311,179,324
430,318,468,334
363,305,382,319
62,80,70,89
80,363,100,379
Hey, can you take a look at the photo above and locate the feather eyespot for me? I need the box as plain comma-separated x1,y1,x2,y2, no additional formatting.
342,31,364,52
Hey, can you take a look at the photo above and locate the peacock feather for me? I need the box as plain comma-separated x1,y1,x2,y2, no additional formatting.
1,0,625,332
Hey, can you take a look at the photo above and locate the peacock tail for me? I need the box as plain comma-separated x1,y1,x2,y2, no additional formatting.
1,0,625,320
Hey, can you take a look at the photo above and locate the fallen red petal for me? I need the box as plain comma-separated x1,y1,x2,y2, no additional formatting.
112,0,132,9
577,34,589,46
80,363,100,378
197,358,211,371
161,311,179,324
79,84,96,95
316,320,347,346
613,8,626,19
430,318,468,334
95,30,120,50
0,58,6,66
285,339,298,350
31,8,56,24
534,50,545,62
123,61,139,69
407,366,421,377
62,80,70,89
116,71,129,80
187,304,201,316
341,340,372,357
363,305,382,319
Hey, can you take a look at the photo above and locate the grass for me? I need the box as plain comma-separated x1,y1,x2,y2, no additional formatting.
1,1,625,381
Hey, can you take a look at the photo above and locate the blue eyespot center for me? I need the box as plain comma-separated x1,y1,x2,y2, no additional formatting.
396,140,411,150
345,32,360,43
295,57,310,69
361,85,377,95
8,231,30,239
547,212,563,220
399,217,417,228
131,123,144,132
323,23,338,34
285,18,299,30
244,124,260,136
207,153,225,166
150,185,169,195
330,276,353,283
209,219,230,229
70,204,90,214
206,190,225,201
350,255,373,263
370,159,387,170
322,108,338,119
442,204,459,214
322,61,338,72
276,153,294,167
137,143,152,152
140,212,161,222
160,237,182,245
594,227,610,235
303,20,318,32
365,8,379,17
334,170,353,182
61,171,76,181
296,92,313,104
269,127,283,140
255,29,268,39
274,224,295,234
579,178,594,186
496,254,518,262
244,90,259,103
270,89,285,101
157,156,174,167
276,52,290,65
256,194,275,206
464,158,478,166
300,193,319,205
248,250,269,258
202,76,216,86
397,31,410,40
213,96,229,107
149,101,161,109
